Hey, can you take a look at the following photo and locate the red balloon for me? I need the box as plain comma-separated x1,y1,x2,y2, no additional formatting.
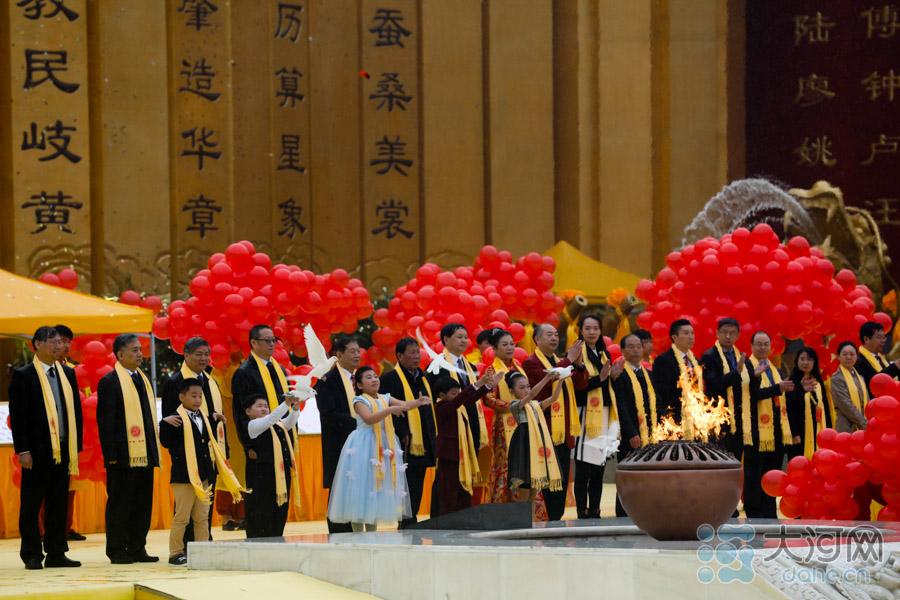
513,347,529,364
119,290,142,305
877,505,900,521
57,268,79,290
871,374,895,398
874,312,893,334
152,317,171,340
761,469,788,497
39,272,62,287
816,428,838,450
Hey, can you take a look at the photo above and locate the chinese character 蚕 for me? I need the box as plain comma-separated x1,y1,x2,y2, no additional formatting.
369,8,411,48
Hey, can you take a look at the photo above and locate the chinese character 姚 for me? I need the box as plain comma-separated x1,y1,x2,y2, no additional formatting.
369,73,412,111
183,195,222,238
181,127,222,170
277,134,306,173
861,5,900,39
794,135,837,167
370,135,413,175
277,198,307,237
794,74,835,107
861,133,900,165
862,69,900,101
21,191,83,234
178,0,218,31
23,50,79,93
274,3,303,42
372,199,413,239
275,67,304,107
21,120,81,163
17,0,78,21
179,59,220,101
794,12,836,45
370,8,411,48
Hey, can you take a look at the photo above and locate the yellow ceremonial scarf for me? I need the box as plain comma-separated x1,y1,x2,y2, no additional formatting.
492,357,525,448
534,349,580,446
33,357,79,475
671,346,702,441
437,389,481,494
748,357,793,451
394,365,434,456
715,342,747,438
114,362,161,468
362,393,398,491
804,382,826,460
859,347,891,375
839,365,869,415
271,420,301,507
582,344,618,438
180,362,226,453
337,367,359,418
250,352,289,412
442,349,488,449
623,363,657,447
522,401,562,491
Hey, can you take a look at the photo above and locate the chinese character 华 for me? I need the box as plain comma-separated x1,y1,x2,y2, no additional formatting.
181,127,222,170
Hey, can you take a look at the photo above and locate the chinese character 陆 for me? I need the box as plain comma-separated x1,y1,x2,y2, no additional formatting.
371,199,413,239
182,194,222,238
794,12,836,45
21,190,83,234
369,72,412,111
370,135,413,175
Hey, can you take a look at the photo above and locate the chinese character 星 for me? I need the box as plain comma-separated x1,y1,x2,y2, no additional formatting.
794,74,835,107
275,67,304,107
23,50,79,93
182,195,222,238
372,199,413,239
370,135,413,175
21,191,83,234
179,59,220,101
794,12,836,45
369,73,412,111
277,198,307,238
861,5,900,39
794,135,837,167
277,134,306,173
181,127,222,170
274,3,303,42
178,0,218,31
369,8,411,47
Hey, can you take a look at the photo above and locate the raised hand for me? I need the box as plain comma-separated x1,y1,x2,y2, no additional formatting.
779,379,795,392
567,339,584,364
801,375,817,392
476,366,496,387
610,356,626,378
416,394,432,407
162,415,183,427
599,360,611,380
737,353,747,372
753,361,768,377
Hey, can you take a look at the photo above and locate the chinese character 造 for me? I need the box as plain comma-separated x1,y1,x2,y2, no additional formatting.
862,69,900,101
794,136,837,167
794,12,836,45
793,74,835,107
178,0,218,31
23,50,79,93
16,0,78,21
21,191,83,234
277,134,306,173
369,73,412,111
182,195,222,238
277,198,307,238
369,8,411,47
370,135,413,175
179,59,220,101
861,5,900,39
372,199,413,239
274,3,303,42
865,198,900,225
181,127,222,170
275,67,304,107
861,133,900,165
21,120,82,163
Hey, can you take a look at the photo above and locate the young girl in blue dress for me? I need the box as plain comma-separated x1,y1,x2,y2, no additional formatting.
327,366,431,531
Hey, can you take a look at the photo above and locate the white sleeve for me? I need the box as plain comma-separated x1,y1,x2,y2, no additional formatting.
281,405,302,431
248,402,290,440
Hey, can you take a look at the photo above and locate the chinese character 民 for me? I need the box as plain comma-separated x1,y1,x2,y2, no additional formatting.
865,198,900,225
372,199,413,239
183,195,222,238
275,67,304,107
794,12,836,45
370,8,411,48
862,133,900,165
277,198,307,238
178,0,218,31
23,50,79,93
21,191,83,234
861,5,900,39
21,120,81,163
793,135,837,167
793,74,835,107
16,0,78,21
277,134,306,173
179,58,220,101
862,69,900,101
274,3,303,42
370,135,413,175
181,127,222,170
369,73,412,111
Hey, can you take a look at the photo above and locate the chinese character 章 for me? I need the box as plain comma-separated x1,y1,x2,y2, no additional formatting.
182,195,222,238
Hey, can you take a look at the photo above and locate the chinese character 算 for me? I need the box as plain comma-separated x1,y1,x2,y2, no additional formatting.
23,50,79,93
275,67,304,107
277,198,307,238
793,135,837,167
369,8,411,48
793,74,835,107
277,134,306,173
370,135,413,175
862,69,900,101
862,133,900,165
861,5,900,39
794,12,836,45
21,120,82,163
16,0,78,21
274,3,303,42
372,199,413,239
182,195,222,238
369,73,412,111
178,0,218,31
865,198,900,225
21,191,83,234
179,58,220,101
181,127,222,170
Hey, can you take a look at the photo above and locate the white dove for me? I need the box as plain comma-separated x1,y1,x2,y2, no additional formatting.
545,365,574,379
285,324,337,401
416,327,469,377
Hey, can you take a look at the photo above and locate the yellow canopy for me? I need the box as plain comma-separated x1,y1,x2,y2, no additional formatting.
545,241,644,304
0,268,153,335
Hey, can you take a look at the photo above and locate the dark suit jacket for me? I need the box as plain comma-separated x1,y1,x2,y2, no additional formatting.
380,365,436,467
746,363,785,448
613,365,653,441
162,369,228,458
96,367,159,469
230,356,290,452
700,345,747,435
159,410,215,484
434,384,490,461
574,346,613,408
855,353,900,395
785,375,830,444
314,365,357,489
521,352,588,447
9,362,83,466
651,349,686,424
426,356,484,449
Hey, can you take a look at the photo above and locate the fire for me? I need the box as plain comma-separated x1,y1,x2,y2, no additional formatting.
651,370,732,443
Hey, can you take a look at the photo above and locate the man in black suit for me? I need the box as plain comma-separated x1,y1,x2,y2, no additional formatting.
314,336,360,534
9,326,83,569
856,321,900,394
96,333,161,564
651,319,699,427
379,337,435,528
701,318,749,462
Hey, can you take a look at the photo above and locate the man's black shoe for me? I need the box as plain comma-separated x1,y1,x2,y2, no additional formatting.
110,555,134,565
130,552,159,563
24,558,43,570
45,555,81,568
66,530,87,541
222,519,240,531
168,553,187,566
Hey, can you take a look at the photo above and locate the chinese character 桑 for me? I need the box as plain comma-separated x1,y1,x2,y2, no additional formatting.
179,58,220,101
861,133,900,165
865,198,900,225
181,127,222,170
793,135,837,167
23,50,79,93
277,198,307,238
861,5,900,39
16,0,78,21
369,73,412,111
277,134,306,173
794,12,836,45
178,0,218,31
372,199,413,239
862,69,900,101
793,74,835,107
21,120,81,163
274,3,303,42
370,135,413,175
369,8,411,48
21,190,83,234
182,195,222,238
275,67,304,107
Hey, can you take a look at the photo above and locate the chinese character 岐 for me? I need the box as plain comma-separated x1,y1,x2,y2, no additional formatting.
183,195,222,238
181,127,222,170
861,5,900,39
179,59,220,101
277,198,307,238
277,135,306,173
275,68,304,107
178,0,218,31
793,74,835,107
794,12,836,45
274,3,303,42
370,8,411,47
21,191,83,234
23,50,79,93
372,199,413,239
793,136,837,167
861,133,900,165
370,136,413,175
21,120,82,163
17,0,78,21
369,73,412,111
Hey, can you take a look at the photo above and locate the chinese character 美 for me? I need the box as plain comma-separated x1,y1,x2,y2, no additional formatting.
370,135,413,175
370,8,411,48
865,198,900,225
178,0,217,31
274,3,303,42
179,59,220,101
794,136,837,167
369,73,412,111
277,134,306,173
181,127,222,170
862,133,900,165
862,69,900,101
16,0,78,21
21,120,82,163
793,74,835,107
794,12,836,45
275,67,304,107
372,199,413,239
23,50,79,93
182,194,222,238
861,5,900,39
277,198,307,238
21,190,83,234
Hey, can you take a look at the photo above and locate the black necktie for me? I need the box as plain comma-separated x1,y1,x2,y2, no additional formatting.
132,372,148,403
725,350,736,370
47,365,66,437
267,361,284,397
